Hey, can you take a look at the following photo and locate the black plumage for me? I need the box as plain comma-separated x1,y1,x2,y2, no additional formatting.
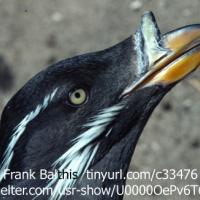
0,12,200,200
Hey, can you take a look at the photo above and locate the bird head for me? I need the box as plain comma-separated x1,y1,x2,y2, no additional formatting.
0,11,200,199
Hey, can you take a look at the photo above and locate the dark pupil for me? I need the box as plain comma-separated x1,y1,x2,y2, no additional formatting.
74,92,81,98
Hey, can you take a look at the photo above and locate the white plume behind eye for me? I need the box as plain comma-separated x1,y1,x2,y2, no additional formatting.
0,88,58,183
0,85,124,200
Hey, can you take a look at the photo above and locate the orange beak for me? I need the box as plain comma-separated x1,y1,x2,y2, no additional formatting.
146,25,200,86
123,12,200,96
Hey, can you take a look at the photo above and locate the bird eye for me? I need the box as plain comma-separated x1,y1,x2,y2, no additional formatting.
69,88,88,106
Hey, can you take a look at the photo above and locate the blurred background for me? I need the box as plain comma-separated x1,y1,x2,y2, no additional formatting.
0,0,200,199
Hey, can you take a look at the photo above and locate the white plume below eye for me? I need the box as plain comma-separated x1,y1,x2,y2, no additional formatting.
46,103,124,200
0,85,124,200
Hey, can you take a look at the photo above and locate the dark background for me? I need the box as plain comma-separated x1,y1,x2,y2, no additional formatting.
0,0,200,199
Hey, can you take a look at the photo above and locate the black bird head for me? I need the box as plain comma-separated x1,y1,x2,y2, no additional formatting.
0,12,200,200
